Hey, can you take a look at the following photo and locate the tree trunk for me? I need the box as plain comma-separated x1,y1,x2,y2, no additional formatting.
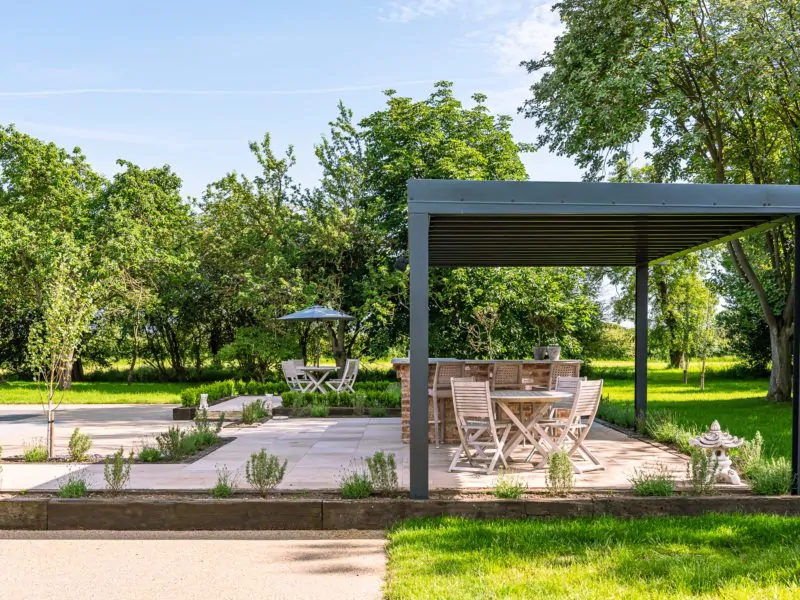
700,357,706,390
326,321,347,371
58,349,74,390
47,409,55,458
768,323,793,402
71,356,84,383
683,368,688,384
669,349,683,370
127,348,137,385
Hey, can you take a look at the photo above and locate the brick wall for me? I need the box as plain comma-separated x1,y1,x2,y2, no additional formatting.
396,361,579,444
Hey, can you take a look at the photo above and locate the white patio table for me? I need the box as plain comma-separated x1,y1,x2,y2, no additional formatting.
297,365,338,393
490,389,573,464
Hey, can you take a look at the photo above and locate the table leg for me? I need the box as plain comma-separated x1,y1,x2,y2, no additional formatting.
497,403,553,465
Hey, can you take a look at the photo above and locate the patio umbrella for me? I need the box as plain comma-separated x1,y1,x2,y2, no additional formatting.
277,305,354,366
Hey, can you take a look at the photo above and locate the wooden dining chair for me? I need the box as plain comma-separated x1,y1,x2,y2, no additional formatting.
535,379,605,472
428,362,465,446
282,360,311,393
549,361,581,390
490,362,526,390
448,379,512,474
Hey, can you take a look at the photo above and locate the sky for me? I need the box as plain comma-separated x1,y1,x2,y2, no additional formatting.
0,0,583,198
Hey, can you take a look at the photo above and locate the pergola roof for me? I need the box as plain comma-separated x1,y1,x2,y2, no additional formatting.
408,180,800,266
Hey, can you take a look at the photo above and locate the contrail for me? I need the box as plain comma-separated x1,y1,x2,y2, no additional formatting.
0,77,508,98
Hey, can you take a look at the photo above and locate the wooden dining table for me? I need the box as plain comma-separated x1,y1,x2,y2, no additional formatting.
490,389,574,464
297,365,338,393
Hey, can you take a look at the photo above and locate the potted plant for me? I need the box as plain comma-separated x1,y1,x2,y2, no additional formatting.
546,341,561,361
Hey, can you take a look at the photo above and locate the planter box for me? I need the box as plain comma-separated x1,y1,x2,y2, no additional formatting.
172,407,196,420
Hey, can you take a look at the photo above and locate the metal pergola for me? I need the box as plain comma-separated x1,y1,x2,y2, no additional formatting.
407,179,800,499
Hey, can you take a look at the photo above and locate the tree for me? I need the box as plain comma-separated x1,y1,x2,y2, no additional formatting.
521,0,800,400
26,246,97,457
695,295,721,390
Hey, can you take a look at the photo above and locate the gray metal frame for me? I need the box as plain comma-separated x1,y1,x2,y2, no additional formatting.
408,179,800,500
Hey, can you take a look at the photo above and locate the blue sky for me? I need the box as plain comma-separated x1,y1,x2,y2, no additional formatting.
1,0,582,198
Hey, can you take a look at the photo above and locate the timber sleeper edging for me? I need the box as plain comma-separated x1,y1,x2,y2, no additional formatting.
3,495,800,530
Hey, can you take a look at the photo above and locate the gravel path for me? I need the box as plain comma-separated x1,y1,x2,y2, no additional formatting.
0,530,386,600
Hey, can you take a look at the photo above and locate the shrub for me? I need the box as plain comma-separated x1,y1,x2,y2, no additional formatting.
181,380,288,407
734,431,764,478
310,404,329,418
596,397,636,430
242,399,269,424
629,462,675,496
687,448,718,495
493,469,527,499
23,441,48,462
748,457,793,495
338,461,374,499
67,428,92,462
58,472,89,498
353,394,366,416
138,445,162,463
211,465,237,498
545,450,573,496
281,387,401,409
369,406,388,418
104,448,133,494
365,451,398,494
156,426,188,460
245,450,287,495
643,411,682,444
194,409,224,436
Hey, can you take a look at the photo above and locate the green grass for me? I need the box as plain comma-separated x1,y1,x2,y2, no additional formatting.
591,359,788,458
0,381,190,404
386,515,800,600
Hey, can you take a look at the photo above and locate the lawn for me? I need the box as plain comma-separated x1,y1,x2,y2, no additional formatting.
385,515,800,600
0,381,189,404
592,359,788,458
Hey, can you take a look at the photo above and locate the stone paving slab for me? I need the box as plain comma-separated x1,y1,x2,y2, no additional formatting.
1,405,693,493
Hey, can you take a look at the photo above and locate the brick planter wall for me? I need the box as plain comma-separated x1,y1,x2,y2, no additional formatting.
394,360,581,444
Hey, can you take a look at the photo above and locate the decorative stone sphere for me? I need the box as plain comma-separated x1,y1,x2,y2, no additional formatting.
689,421,744,485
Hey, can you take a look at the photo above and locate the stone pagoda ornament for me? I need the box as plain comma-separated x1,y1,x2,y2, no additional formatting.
689,421,744,485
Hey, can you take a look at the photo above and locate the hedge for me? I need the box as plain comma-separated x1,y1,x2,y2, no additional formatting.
180,379,288,407
282,384,401,409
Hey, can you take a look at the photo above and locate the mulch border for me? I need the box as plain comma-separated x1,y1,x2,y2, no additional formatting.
3,495,800,530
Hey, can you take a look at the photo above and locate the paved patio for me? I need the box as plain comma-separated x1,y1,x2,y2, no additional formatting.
0,404,690,492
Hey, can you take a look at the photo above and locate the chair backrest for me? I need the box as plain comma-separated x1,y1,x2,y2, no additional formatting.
343,358,360,383
450,379,493,421
282,360,299,380
567,379,603,423
491,362,523,390
549,361,580,389
292,359,305,368
434,361,466,390
553,375,587,409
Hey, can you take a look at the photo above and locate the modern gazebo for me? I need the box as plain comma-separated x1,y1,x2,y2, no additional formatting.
407,179,800,499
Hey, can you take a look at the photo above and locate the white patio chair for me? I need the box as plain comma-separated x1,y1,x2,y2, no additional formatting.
282,360,311,393
448,379,513,474
326,358,360,392
534,379,604,473
428,361,465,447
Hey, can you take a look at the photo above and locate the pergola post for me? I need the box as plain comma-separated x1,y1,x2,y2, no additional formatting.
409,211,430,499
634,263,648,425
792,215,800,495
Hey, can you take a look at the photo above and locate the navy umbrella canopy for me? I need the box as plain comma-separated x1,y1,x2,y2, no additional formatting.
277,305,354,322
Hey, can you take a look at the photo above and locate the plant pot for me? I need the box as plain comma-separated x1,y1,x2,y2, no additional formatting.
533,347,546,360
547,345,561,361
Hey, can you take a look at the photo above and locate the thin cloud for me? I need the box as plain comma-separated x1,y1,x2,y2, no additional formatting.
0,77,509,98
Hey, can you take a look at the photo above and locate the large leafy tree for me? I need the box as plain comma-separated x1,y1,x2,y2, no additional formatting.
522,0,800,400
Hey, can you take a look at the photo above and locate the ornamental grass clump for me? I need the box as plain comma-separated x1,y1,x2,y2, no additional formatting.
241,399,268,424
338,461,374,499
310,404,329,418
493,469,527,499
545,450,573,496
137,445,161,463
211,465,238,498
58,471,89,498
245,449,287,495
629,462,675,496
23,441,48,462
366,451,398,494
734,431,764,479
67,428,92,462
748,457,793,495
104,447,133,494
